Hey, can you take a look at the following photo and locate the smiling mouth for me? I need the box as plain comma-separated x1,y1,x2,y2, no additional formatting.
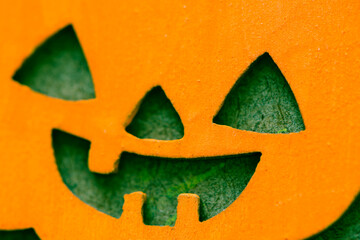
53,129,261,226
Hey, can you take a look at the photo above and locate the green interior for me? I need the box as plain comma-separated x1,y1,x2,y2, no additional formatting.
213,52,305,133
125,86,184,140
2,24,358,239
12,25,95,101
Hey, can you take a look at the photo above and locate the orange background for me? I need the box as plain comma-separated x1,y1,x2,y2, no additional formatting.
0,0,359,239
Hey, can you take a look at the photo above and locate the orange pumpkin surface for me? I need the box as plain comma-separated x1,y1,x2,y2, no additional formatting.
0,1,359,239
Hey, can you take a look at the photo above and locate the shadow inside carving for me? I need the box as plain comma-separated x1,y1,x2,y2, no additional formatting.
0,228,40,240
53,129,260,226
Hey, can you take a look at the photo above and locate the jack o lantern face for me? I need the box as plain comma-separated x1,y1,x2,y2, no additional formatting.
15,25,302,227
0,1,359,240
12,24,305,227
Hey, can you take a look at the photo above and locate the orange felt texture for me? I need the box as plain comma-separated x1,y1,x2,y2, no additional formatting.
0,0,359,239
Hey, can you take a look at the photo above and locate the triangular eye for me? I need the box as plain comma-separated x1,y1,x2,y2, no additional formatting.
213,52,305,133
126,86,184,140
12,24,95,100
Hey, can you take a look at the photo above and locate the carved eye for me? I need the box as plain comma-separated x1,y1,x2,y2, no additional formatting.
213,52,305,134
12,24,95,101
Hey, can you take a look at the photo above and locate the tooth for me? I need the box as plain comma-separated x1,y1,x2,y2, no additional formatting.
121,191,146,224
175,193,200,226
88,140,120,174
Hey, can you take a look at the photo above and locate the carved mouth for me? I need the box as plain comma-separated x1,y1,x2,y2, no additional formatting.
53,129,261,226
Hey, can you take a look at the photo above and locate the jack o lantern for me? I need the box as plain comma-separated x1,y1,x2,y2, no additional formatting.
0,1,359,240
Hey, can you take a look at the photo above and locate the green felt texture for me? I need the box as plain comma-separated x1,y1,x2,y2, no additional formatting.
126,86,184,140
1,23,357,239
53,129,260,226
12,25,95,101
213,52,305,133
